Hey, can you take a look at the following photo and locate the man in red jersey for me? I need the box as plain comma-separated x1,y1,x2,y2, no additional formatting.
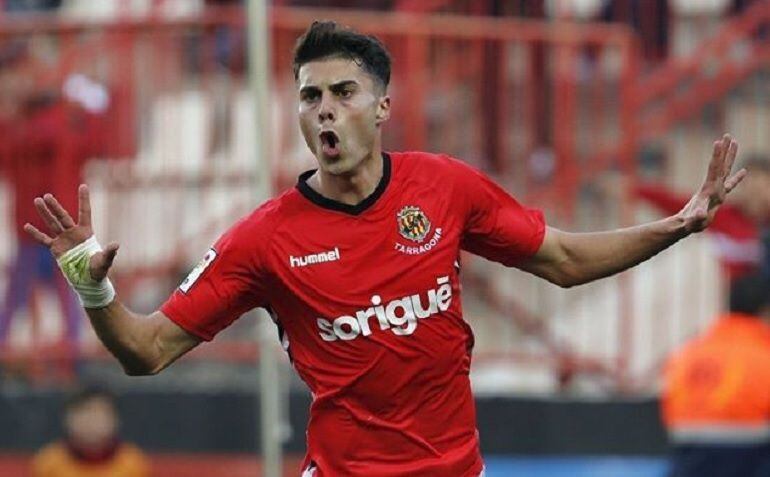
25,21,747,477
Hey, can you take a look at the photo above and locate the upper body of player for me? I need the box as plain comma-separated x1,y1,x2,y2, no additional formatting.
662,273,770,477
32,387,150,477
26,21,747,477
630,156,770,280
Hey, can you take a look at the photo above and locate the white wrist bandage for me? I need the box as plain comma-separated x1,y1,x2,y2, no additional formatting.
56,236,116,309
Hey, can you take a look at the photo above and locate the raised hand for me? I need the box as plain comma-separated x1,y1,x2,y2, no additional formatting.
24,184,119,282
677,134,747,234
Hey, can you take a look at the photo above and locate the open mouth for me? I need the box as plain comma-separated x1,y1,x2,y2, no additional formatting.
320,131,341,157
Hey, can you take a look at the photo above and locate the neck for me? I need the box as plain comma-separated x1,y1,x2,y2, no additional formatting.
310,147,383,206
65,436,120,463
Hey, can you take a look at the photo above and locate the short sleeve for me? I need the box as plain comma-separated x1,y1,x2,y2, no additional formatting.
456,159,546,266
160,216,272,341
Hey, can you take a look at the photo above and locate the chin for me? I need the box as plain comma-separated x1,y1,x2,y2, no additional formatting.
324,163,354,176
319,155,357,176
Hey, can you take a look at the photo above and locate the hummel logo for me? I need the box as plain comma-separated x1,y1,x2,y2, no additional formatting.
289,247,341,268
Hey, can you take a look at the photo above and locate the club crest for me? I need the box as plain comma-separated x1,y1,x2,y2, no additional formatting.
397,205,431,243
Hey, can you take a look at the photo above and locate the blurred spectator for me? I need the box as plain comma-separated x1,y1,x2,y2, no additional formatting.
205,0,246,73
278,0,392,8
0,45,107,352
604,154,770,281
599,0,670,61
661,273,770,477
762,228,770,280
32,387,149,477
3,0,61,14
0,92,85,349
204,0,241,5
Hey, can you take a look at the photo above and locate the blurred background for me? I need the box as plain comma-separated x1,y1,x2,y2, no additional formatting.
1,0,770,476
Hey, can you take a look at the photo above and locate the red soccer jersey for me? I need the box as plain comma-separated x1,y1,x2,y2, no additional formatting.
161,151,546,476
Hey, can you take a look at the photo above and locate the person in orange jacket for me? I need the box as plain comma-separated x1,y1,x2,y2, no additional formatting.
31,387,149,477
662,273,770,477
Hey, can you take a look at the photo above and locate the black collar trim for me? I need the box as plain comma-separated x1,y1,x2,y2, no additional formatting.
296,153,391,216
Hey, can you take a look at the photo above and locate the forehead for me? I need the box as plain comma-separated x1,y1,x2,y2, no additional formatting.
297,57,374,89
69,397,113,414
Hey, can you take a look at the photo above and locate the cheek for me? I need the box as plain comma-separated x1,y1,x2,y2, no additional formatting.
298,108,310,129
347,107,378,141
298,114,315,142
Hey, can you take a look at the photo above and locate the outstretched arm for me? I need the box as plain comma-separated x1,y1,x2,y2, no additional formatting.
25,185,200,375
518,134,746,288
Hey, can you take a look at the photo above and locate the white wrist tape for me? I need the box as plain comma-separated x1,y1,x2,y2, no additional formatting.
56,236,116,309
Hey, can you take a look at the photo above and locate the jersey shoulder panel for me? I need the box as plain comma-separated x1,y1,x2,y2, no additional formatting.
390,150,472,182
230,188,302,255
236,192,285,236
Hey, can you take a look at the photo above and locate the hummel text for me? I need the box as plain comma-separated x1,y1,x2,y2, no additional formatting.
290,247,341,268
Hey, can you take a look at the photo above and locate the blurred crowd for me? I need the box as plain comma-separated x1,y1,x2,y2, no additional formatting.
0,0,758,62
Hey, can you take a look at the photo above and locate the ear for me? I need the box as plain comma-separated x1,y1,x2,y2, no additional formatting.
375,95,391,125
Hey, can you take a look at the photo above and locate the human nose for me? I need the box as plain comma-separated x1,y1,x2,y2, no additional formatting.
318,93,335,123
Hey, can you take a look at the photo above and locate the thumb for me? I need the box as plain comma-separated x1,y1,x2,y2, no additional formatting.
103,242,120,268
89,242,119,281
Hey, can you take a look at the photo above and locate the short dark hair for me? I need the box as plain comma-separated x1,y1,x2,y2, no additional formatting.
729,273,770,315
64,386,115,414
292,21,391,91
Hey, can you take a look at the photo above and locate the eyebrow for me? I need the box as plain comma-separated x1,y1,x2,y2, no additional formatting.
330,80,358,91
300,80,359,95
299,84,319,95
